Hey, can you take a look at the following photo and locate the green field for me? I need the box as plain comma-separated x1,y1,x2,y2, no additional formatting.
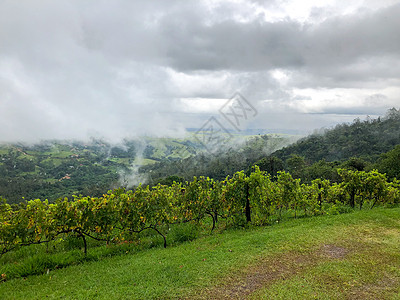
1,208,399,299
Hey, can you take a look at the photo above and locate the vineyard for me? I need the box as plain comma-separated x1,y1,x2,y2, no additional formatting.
1,166,399,261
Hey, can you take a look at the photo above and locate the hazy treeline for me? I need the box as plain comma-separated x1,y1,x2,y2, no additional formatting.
144,109,400,186
1,108,400,204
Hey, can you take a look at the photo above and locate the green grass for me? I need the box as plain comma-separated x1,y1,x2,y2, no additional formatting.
1,208,399,299
249,218,400,299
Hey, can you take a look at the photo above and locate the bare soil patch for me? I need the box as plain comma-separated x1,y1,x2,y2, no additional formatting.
345,275,399,300
194,245,350,300
321,244,349,259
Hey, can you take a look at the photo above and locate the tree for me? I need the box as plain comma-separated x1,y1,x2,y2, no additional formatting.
286,154,306,179
340,157,368,171
337,169,362,208
376,145,400,180
254,156,284,179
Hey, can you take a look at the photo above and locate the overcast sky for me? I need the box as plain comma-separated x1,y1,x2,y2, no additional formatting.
1,0,400,143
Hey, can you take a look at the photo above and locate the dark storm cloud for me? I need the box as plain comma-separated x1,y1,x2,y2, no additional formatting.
158,16,304,72
158,2,400,81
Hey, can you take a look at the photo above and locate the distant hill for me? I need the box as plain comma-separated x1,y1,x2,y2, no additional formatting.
143,109,400,184
0,136,206,203
3,108,399,203
270,108,400,164
139,133,299,183
0,133,297,203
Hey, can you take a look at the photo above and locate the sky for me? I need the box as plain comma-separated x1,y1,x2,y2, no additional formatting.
1,0,400,143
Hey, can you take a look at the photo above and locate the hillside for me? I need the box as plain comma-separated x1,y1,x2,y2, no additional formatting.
0,133,297,203
1,110,400,299
2,108,400,203
139,133,298,183
0,137,203,203
142,109,400,185
271,108,400,164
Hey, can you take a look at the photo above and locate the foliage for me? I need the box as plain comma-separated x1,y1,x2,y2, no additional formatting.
2,208,399,299
0,134,296,204
375,144,400,180
141,134,296,183
3,109,400,205
267,108,400,165
1,167,398,261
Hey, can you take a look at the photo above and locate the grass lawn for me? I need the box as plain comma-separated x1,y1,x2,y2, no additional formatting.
1,208,399,299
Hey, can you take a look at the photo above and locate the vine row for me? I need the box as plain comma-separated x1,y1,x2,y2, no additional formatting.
1,167,399,255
